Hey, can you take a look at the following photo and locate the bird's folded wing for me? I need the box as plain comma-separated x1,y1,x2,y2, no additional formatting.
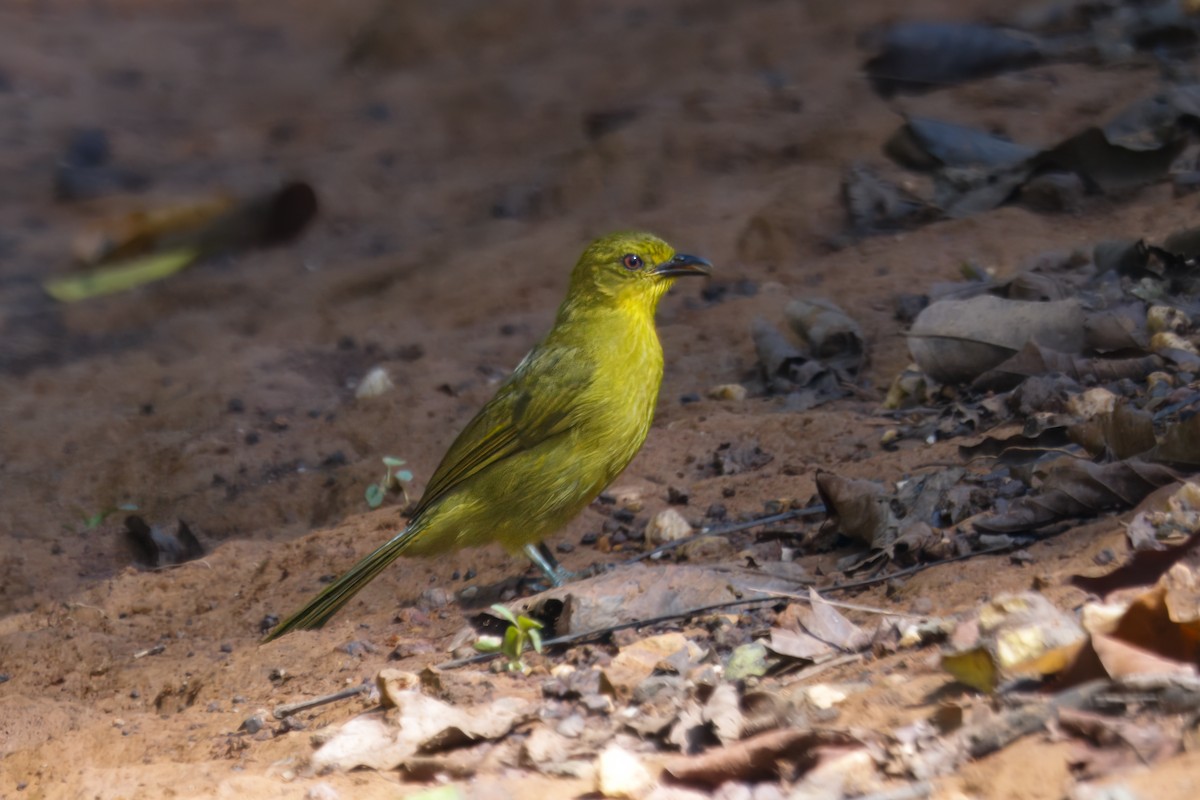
410,345,594,516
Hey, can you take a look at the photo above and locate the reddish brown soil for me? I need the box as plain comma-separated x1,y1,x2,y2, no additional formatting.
2,1,1198,798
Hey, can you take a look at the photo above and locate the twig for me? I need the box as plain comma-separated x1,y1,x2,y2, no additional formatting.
133,644,166,659
779,652,862,686
745,586,927,619
627,506,827,565
273,684,369,719
436,543,1018,670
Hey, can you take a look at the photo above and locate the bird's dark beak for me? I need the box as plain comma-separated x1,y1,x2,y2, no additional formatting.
653,253,713,278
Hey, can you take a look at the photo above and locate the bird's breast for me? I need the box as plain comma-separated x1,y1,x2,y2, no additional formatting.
575,309,664,477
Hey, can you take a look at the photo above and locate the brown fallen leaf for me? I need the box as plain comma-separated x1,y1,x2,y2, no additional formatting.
972,342,1162,392
908,295,1086,384
1091,633,1197,680
1058,707,1182,780
974,458,1181,534
1071,532,1199,596
311,670,535,772
664,727,861,786
815,471,897,551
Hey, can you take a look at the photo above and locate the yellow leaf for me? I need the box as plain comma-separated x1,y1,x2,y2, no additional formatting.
44,248,198,302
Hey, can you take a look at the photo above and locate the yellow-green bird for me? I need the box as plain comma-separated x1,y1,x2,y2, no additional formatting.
264,231,711,641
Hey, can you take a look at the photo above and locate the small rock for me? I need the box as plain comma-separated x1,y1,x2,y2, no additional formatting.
525,725,570,765
1010,549,1034,565
419,587,452,608
677,536,734,561
707,383,747,401
240,712,268,734
645,508,692,546
597,743,653,799
340,640,379,657
355,366,395,398
804,683,849,710
305,783,341,800
557,713,586,738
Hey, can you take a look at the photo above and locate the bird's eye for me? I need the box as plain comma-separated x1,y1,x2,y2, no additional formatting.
622,254,643,270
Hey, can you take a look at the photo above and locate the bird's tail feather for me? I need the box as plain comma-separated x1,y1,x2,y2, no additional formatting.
262,524,419,642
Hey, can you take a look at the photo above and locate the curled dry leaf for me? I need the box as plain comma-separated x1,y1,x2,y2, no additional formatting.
815,471,897,551
974,458,1181,534
784,298,865,373
972,342,1162,393
908,295,1086,384
863,22,1044,98
1067,401,1156,460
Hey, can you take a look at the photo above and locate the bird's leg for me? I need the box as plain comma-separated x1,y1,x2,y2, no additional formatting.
523,541,576,588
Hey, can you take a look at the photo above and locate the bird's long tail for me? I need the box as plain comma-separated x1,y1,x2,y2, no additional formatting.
262,523,421,642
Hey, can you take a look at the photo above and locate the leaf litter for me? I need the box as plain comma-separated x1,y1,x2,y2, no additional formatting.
19,2,1200,799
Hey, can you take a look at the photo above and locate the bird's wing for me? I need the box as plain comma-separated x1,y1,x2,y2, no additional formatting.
410,344,593,517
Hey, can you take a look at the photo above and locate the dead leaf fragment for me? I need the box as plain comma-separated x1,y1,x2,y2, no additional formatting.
941,592,1086,691
664,728,861,786
908,295,1086,383
312,676,535,772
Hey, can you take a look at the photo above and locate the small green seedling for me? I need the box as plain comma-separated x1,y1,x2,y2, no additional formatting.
474,603,544,673
68,502,139,533
365,456,414,509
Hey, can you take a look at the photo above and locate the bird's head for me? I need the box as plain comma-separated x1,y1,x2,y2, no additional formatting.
564,231,712,315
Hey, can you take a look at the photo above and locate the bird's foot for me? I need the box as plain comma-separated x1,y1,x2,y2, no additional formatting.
522,542,608,591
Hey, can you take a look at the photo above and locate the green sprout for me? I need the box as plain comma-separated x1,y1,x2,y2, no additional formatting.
68,502,139,533
365,456,414,509
474,603,544,673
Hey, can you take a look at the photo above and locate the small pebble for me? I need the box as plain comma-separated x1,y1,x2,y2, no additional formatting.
707,383,747,401
596,744,652,798
420,587,452,608
1010,549,1034,565
306,783,341,800
240,713,267,734
356,366,395,399
645,508,693,546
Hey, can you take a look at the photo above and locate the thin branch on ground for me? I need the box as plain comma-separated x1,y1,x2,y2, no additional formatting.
627,505,827,565
436,542,1017,669
273,683,369,719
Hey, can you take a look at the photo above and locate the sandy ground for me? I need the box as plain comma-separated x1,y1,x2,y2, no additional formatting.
2,1,1199,798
